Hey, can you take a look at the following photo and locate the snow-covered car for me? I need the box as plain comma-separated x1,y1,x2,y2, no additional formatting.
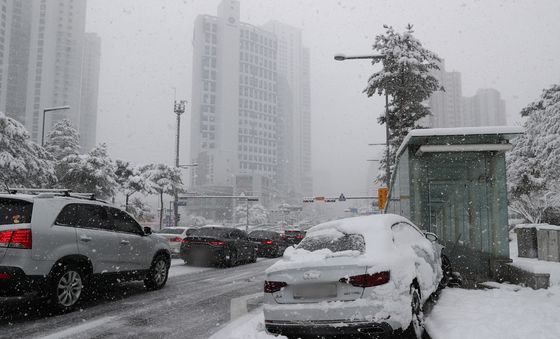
157,227,192,255
263,214,452,338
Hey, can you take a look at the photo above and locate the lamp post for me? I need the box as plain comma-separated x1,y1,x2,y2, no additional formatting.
173,100,187,226
334,54,391,186
41,106,70,146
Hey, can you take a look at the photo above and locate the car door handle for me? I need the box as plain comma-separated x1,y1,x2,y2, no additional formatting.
120,240,130,245
80,235,92,242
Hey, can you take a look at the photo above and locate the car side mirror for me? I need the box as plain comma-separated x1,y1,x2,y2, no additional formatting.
143,226,152,235
424,232,438,242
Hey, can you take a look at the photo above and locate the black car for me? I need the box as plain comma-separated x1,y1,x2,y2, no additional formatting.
282,230,306,246
248,230,288,258
180,226,257,267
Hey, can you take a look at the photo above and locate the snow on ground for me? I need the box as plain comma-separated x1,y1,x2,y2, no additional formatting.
425,285,560,339
168,259,213,278
208,310,283,339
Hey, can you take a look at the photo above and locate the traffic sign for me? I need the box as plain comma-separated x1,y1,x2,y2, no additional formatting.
338,193,346,202
325,198,337,203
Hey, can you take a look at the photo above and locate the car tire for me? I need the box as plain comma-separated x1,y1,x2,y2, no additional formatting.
49,264,85,312
439,255,452,290
144,254,170,291
251,248,257,263
226,250,237,267
405,282,426,339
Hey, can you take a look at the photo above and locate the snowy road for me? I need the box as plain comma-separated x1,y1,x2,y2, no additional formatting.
0,258,278,339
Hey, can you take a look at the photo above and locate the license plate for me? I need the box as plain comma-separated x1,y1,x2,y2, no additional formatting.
293,284,337,299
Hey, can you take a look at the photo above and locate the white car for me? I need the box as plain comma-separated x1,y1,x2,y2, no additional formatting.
157,227,192,255
263,214,453,338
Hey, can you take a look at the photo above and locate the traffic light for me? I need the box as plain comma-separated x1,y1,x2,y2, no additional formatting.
378,187,389,210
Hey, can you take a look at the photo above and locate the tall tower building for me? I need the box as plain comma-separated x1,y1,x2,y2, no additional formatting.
0,0,100,151
189,0,312,218
424,60,463,128
462,88,506,126
79,32,101,152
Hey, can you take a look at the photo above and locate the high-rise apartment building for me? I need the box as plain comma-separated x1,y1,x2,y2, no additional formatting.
189,0,312,218
424,61,506,128
462,88,506,127
79,33,101,151
0,0,100,152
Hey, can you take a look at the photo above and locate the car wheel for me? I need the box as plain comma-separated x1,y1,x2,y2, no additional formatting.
50,264,84,312
226,250,237,267
405,283,426,339
251,248,257,263
144,254,170,291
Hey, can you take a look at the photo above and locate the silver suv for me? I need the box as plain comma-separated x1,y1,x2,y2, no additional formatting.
0,189,171,311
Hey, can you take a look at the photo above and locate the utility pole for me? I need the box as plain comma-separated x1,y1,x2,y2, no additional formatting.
173,100,187,226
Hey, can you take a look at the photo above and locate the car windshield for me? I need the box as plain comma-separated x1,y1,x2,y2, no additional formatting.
159,228,184,235
0,198,33,225
297,233,365,254
284,231,304,237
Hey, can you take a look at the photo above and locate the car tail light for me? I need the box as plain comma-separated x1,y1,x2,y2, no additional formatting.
296,235,304,239
181,239,191,244
264,280,288,293
208,241,225,246
340,271,390,288
262,239,273,245
0,229,32,249
0,273,11,279
170,237,182,242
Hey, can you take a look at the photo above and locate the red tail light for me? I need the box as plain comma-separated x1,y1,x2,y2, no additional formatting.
181,239,191,244
262,239,273,245
0,229,32,249
340,271,390,288
264,280,288,293
170,237,182,242
0,273,11,279
208,241,225,246
295,235,304,239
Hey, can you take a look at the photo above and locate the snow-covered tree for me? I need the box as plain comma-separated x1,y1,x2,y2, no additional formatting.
59,143,117,199
507,84,560,223
249,204,268,225
188,215,209,227
234,204,248,223
115,160,150,211
364,24,442,183
0,112,56,187
44,119,80,161
126,197,155,222
142,163,183,227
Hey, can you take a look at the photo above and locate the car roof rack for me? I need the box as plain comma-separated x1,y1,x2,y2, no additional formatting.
4,188,105,203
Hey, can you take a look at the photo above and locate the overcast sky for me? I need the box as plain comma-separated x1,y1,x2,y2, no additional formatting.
86,0,560,198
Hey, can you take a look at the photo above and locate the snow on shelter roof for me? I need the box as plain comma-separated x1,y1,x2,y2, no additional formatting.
396,125,524,158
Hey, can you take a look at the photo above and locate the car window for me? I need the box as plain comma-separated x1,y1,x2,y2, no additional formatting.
192,228,231,238
57,204,113,231
0,198,33,225
108,207,143,235
391,222,426,246
160,228,184,234
297,233,365,253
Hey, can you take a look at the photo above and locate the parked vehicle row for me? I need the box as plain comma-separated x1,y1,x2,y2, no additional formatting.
0,190,171,312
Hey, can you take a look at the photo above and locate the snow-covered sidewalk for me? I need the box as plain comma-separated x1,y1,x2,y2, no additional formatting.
168,259,214,278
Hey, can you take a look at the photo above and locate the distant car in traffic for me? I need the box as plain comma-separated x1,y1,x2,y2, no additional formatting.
281,230,306,246
263,214,455,338
157,227,192,256
180,226,257,267
248,230,288,258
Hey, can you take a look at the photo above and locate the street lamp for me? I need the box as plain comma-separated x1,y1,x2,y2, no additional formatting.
42,106,70,146
334,54,391,186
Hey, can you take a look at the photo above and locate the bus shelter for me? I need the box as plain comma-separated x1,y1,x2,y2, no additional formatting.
385,126,523,282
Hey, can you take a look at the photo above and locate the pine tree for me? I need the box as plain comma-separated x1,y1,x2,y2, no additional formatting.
115,160,150,211
59,143,117,199
0,112,56,187
507,84,560,223
44,119,80,161
364,24,442,183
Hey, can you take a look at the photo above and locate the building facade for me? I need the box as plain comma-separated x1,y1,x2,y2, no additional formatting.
424,61,506,128
189,0,312,218
0,0,100,152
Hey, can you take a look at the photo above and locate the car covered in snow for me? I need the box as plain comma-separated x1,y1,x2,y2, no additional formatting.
263,214,453,338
